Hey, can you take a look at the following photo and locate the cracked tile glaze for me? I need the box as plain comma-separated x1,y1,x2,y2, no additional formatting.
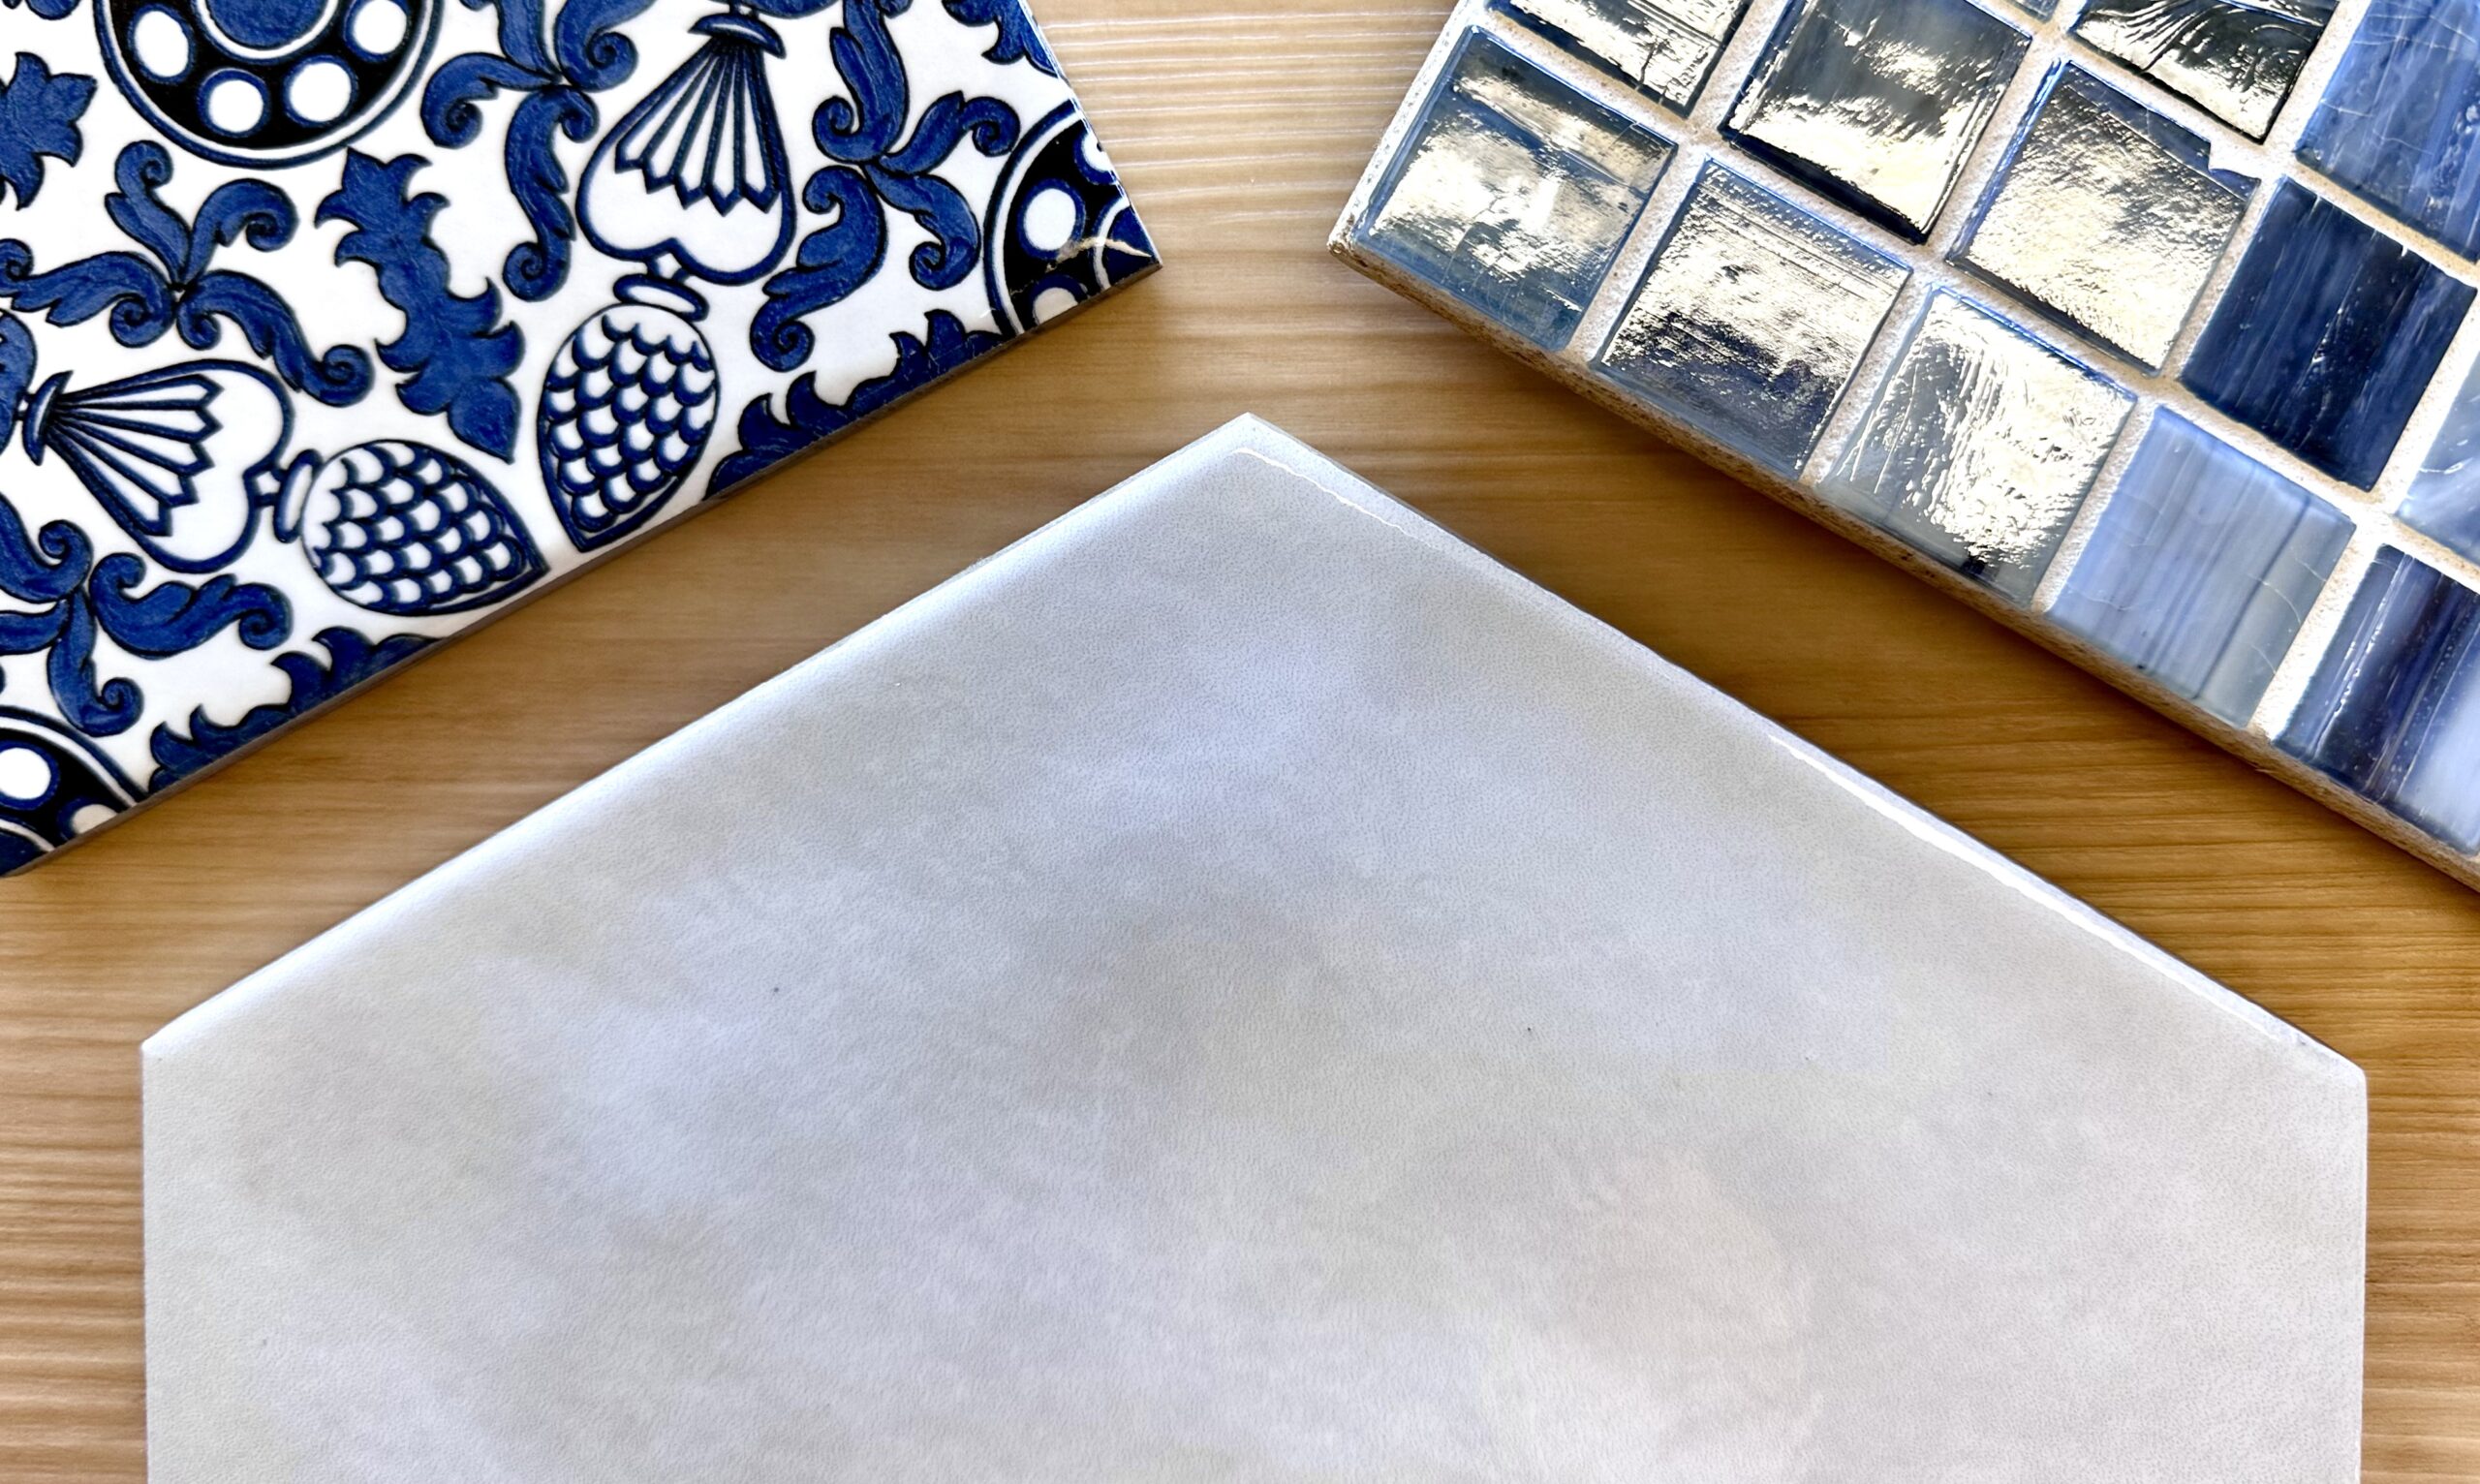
1827,293,2133,599
2074,0,2336,139
2300,0,2480,259
1955,66,2251,369
1496,0,1755,109
1596,164,1906,471
1359,30,1673,346
1724,0,2027,241
2050,412,2351,723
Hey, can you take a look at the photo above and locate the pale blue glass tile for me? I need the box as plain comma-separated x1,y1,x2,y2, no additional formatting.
2184,182,2472,489
1595,165,1907,473
2299,0,2480,258
1825,294,2133,601
2051,413,2351,724
1495,0,1753,112
2281,547,2480,851
2074,0,2335,139
2400,357,2480,559
1357,31,1673,348
1724,0,2027,241
1954,67,2250,370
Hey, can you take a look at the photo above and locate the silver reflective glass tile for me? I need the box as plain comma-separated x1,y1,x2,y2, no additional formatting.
2073,0,2335,139
1496,0,1753,111
1724,0,2028,241
1596,165,1906,472
1359,30,1673,347
2299,0,2480,257
1827,294,2133,600
1955,67,2250,370
2051,413,2352,724
2401,358,2480,560
2281,546,2480,851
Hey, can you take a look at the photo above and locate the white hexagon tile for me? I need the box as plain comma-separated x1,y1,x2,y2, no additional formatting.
0,0,1155,872
1334,0,2480,891
142,419,2365,1483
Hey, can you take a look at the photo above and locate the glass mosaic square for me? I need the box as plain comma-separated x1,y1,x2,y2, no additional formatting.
2184,183,2472,489
1358,31,1673,347
0,0,1154,871
2281,547,2480,851
1596,165,1906,472
1954,66,2250,370
1826,294,2132,600
2401,358,2480,560
2050,413,2352,724
2073,0,2335,139
1495,0,1754,111
1723,0,2027,242
2299,0,2480,258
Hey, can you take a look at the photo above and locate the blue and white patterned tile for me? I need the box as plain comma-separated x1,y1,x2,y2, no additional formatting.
1596,163,1906,472
0,0,1154,871
2281,546,2480,851
2185,183,2470,489
1356,29,1672,348
2050,412,2352,724
1493,0,1753,111
2299,0,2480,259
1953,66,2250,371
2072,0,2334,139
1826,293,2132,601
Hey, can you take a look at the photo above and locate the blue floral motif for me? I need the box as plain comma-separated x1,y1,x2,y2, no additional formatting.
420,0,661,301
751,0,1021,372
1,0,78,20
147,626,429,788
0,493,289,735
0,143,374,406
945,0,1055,73
318,152,526,459
0,53,93,208
713,309,1001,491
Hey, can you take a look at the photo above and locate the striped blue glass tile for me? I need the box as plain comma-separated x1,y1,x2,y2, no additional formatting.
2401,357,2480,560
2299,0,2480,259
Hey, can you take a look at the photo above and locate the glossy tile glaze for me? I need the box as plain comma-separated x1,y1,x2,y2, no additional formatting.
143,418,2368,1483
1955,67,2249,369
2186,183,2472,489
1335,0,2480,886
0,0,1155,872
1498,0,1753,109
1360,32,1673,346
2051,413,2352,723
2072,0,2335,139
2300,0,2480,258
2282,547,2480,850
1827,294,2131,599
1596,165,1906,471
1723,0,2027,241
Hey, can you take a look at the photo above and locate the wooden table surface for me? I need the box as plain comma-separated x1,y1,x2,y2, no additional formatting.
5,3,2475,1477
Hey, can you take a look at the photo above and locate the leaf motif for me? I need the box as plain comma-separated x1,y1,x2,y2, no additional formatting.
750,167,887,372
942,0,1056,73
0,53,94,209
421,52,550,145
499,85,600,300
178,272,373,405
103,142,188,277
148,628,428,788
0,494,86,604
0,248,174,344
87,552,290,657
46,593,139,735
716,311,1002,491
551,0,658,90
186,177,296,279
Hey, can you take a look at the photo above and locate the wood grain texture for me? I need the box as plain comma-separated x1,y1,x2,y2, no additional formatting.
1,3,2473,1477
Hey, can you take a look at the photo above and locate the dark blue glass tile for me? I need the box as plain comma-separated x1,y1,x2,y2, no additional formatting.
1825,293,2133,601
2400,357,2480,559
1954,67,2250,369
1495,0,1753,112
2051,413,2352,724
1596,165,1907,472
2183,182,2472,489
1723,0,2027,241
1357,31,1674,348
2074,0,2334,139
2280,547,2480,851
2299,0,2480,258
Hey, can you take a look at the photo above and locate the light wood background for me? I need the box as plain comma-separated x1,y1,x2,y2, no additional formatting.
4,4,2475,1477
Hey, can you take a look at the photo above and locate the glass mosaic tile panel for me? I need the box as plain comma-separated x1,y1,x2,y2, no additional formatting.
1825,293,2130,600
1334,0,2480,890
1596,164,1906,471
1953,65,2249,370
1359,31,1673,347
0,0,1154,872
1723,0,2028,241
1496,0,1754,109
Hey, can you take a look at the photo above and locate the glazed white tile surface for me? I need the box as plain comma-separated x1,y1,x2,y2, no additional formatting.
0,0,1153,871
143,417,2366,1483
